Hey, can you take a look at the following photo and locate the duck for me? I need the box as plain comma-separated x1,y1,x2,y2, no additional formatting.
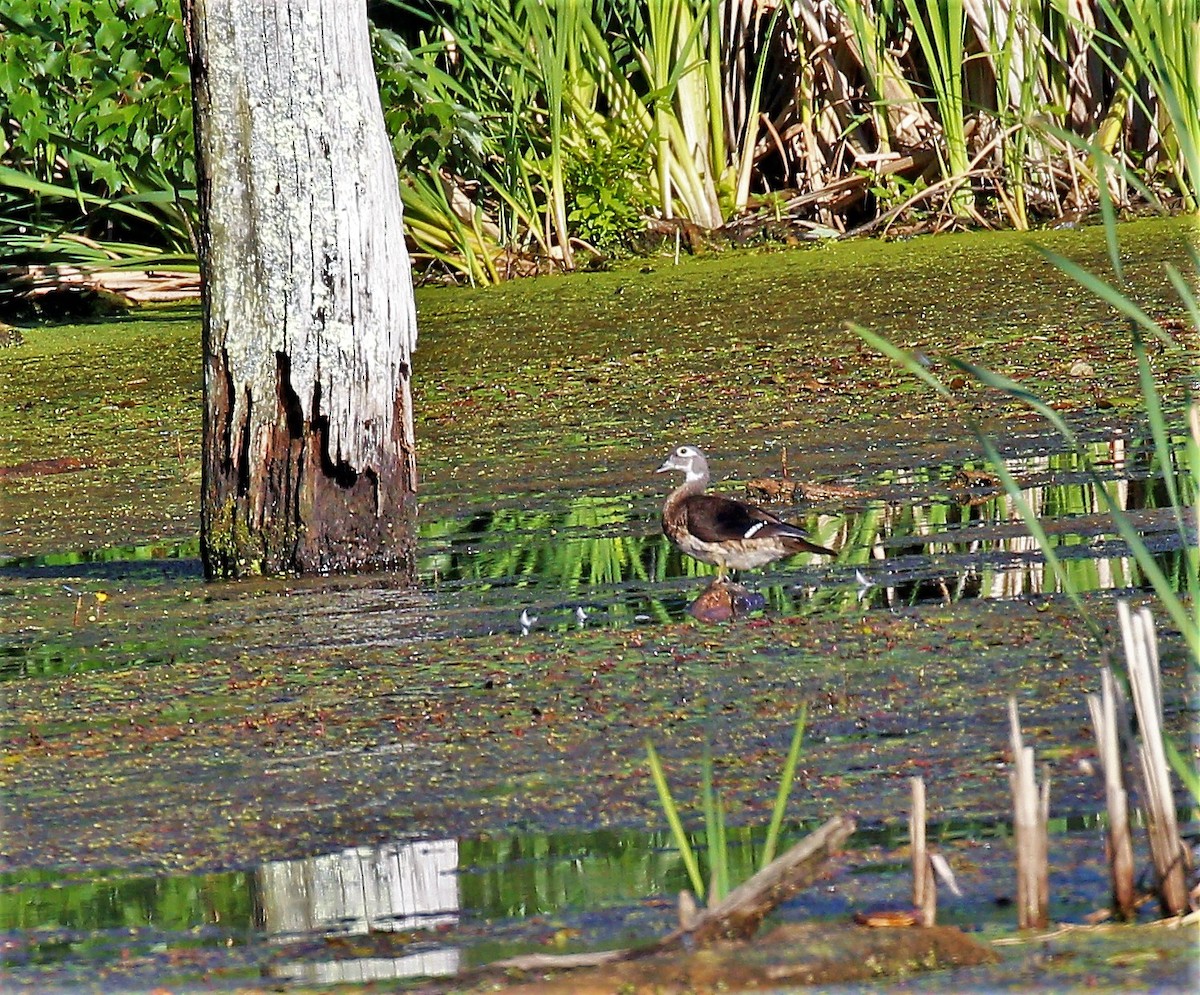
657,444,835,580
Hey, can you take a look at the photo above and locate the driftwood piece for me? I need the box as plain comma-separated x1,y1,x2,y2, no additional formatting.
474,922,996,994
744,477,869,503
667,813,856,946
743,445,869,504
948,468,1003,505
1,264,202,304
489,815,855,971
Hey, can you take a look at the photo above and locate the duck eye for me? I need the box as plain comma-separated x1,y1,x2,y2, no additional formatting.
677,447,688,456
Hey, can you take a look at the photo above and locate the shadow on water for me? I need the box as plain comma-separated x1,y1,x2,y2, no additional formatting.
0,434,1192,681
0,813,1165,990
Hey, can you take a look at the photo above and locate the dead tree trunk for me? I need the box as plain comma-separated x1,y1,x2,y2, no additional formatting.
183,0,418,577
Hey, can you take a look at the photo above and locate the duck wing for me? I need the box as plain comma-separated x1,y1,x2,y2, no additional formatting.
682,494,815,544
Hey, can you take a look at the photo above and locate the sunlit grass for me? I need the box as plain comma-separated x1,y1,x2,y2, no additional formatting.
645,706,807,904
5,2,1197,277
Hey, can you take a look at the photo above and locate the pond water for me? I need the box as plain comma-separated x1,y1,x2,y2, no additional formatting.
1,433,1189,682
0,815,1162,991
2,219,1197,991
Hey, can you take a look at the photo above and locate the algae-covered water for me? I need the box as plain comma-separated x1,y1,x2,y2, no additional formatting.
1,219,1197,992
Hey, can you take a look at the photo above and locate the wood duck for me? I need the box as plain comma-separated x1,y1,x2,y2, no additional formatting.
657,444,835,580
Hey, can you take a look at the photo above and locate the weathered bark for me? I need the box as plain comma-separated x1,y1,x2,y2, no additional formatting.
184,0,417,577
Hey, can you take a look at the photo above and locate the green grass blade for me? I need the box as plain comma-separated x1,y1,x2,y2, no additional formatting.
946,359,1082,447
1166,264,1200,333
851,324,952,397
974,434,1096,630
646,739,705,899
701,739,721,903
761,704,807,870
1034,247,1172,345
714,789,729,903
1132,331,1184,529
1164,735,1200,803
1095,158,1124,283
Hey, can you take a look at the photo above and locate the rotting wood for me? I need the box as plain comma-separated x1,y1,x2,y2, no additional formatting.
474,921,995,993
489,814,855,972
183,0,418,577
671,813,856,945
744,478,869,503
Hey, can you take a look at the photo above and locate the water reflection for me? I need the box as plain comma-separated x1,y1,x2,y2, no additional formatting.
0,438,1192,679
0,815,1132,988
261,839,460,983
419,440,1188,618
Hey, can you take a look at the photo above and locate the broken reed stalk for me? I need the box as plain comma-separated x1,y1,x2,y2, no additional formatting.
1117,601,1190,916
910,776,936,925
1008,698,1050,929
1086,667,1137,919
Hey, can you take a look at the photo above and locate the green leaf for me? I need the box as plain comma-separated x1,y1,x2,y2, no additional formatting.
645,739,705,899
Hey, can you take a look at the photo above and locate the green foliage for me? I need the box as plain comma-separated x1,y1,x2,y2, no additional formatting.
564,132,652,251
645,708,807,905
374,29,485,175
1097,0,1200,211
3,1,1196,278
898,0,972,217
0,0,196,259
0,1,193,192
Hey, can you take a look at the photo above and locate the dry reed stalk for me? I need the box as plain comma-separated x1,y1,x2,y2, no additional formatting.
1117,601,1190,916
1086,666,1137,919
910,776,937,925
1008,697,1050,929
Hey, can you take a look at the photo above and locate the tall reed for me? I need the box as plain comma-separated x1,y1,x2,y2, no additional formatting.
856,180,1198,795
5,1,1197,277
900,0,973,217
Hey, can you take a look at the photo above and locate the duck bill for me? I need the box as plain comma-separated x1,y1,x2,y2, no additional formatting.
656,459,676,473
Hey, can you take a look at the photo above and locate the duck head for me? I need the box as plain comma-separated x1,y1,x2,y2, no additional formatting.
657,444,710,484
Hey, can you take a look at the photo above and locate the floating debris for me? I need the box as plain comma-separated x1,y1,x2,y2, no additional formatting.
519,608,538,635
855,569,875,603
